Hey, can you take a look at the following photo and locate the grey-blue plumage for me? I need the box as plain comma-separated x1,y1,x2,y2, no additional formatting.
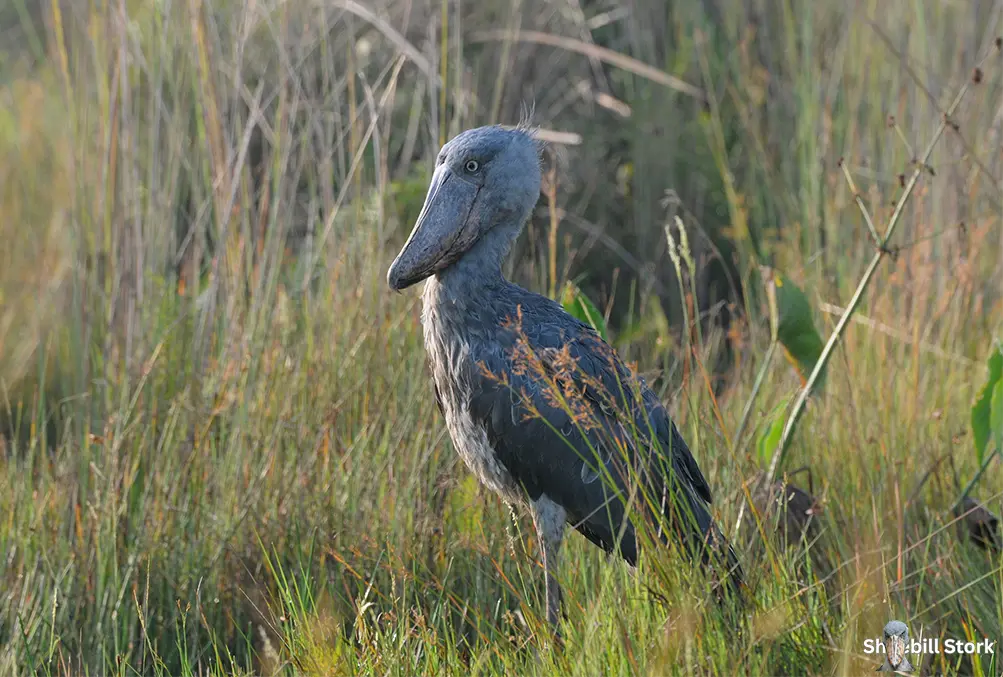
388,125,743,628
878,621,913,672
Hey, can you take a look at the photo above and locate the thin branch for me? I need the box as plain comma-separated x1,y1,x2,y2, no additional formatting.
950,449,1000,515
731,339,778,457
838,159,882,245
817,302,983,369
731,265,782,457
730,52,999,540
764,87,971,484
468,29,706,102
329,0,441,86
865,17,1003,201
889,118,917,163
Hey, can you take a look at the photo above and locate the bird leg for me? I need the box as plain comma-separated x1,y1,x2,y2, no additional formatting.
530,496,566,631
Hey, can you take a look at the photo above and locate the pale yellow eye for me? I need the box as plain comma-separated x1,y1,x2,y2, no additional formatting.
464,159,480,173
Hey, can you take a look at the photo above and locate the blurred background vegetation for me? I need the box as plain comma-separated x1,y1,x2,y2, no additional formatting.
0,0,1000,675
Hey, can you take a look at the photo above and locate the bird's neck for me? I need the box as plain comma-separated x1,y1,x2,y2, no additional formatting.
429,219,521,308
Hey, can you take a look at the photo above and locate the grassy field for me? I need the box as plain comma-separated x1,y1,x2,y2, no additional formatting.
1,0,1002,675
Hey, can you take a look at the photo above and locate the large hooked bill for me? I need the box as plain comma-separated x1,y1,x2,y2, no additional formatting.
387,164,480,291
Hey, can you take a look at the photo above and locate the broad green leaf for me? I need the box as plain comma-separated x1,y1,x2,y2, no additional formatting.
991,381,1003,457
560,281,609,342
770,272,826,390
972,342,1003,464
757,395,792,466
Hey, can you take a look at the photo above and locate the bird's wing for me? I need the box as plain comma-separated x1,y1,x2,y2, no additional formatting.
466,312,713,560
467,339,637,560
529,319,712,505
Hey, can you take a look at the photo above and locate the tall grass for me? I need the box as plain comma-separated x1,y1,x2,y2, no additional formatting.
0,0,1000,675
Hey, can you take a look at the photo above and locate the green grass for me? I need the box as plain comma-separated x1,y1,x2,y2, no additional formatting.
1,0,1001,675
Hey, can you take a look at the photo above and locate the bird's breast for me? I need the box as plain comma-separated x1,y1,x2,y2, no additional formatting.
421,296,523,506
445,404,523,505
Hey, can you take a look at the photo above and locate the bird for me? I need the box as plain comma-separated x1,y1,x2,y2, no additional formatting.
877,621,913,673
387,124,744,629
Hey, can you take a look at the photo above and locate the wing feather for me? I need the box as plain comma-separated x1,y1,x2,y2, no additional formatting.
466,307,719,566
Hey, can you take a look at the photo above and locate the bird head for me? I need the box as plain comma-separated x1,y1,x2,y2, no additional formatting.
387,125,543,291
882,620,910,671
883,620,909,642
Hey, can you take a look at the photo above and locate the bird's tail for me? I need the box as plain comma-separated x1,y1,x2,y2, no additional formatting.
657,480,747,604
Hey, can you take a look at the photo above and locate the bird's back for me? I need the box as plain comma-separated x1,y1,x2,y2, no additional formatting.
422,276,743,594
497,283,712,499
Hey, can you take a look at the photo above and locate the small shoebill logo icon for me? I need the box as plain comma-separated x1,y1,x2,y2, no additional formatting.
878,620,913,673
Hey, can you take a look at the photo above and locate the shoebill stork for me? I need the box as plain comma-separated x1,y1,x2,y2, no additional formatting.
387,125,743,628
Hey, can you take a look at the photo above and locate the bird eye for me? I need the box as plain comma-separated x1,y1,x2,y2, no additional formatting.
464,159,480,173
